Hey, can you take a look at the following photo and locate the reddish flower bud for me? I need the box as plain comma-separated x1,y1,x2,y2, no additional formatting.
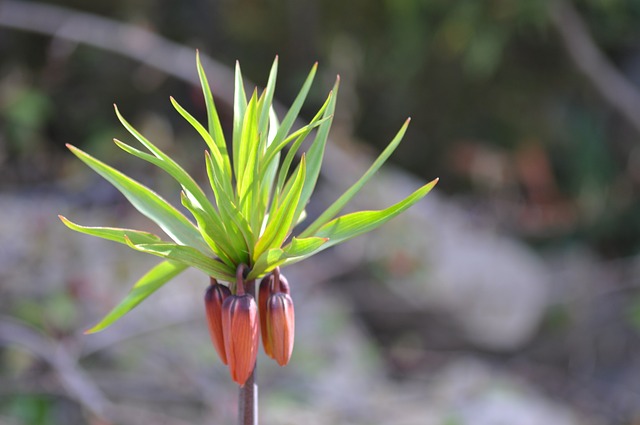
222,266,259,386
204,279,231,364
266,292,295,366
259,270,289,358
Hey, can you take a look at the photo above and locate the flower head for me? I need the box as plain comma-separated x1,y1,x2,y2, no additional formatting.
59,52,438,382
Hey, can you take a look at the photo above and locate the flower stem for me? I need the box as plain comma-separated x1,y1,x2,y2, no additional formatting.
238,276,257,425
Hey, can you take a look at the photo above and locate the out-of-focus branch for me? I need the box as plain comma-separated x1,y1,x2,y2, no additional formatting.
0,0,236,109
0,318,199,425
0,318,112,419
549,0,640,136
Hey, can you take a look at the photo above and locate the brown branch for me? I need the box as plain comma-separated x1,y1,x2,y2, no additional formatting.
0,318,112,420
0,318,199,425
549,0,640,136
0,0,236,109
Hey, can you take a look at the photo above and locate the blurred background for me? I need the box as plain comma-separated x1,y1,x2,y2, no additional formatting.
2,0,640,424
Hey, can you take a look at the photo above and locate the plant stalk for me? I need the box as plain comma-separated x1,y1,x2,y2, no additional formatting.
238,277,257,425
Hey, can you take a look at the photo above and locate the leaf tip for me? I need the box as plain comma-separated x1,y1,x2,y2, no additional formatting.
83,326,98,335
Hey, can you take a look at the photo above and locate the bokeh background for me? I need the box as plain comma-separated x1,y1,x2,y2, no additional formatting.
2,0,640,424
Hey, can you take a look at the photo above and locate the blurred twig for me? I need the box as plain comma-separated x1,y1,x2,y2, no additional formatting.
0,0,235,108
0,317,111,420
0,317,201,425
549,0,640,136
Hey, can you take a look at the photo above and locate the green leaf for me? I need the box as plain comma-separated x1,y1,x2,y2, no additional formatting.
253,155,307,261
269,62,318,154
169,97,233,198
67,144,211,255
84,260,188,334
232,61,248,180
125,237,236,282
311,178,439,250
180,192,239,267
204,155,256,259
258,56,278,137
237,91,260,212
248,248,286,279
285,236,329,257
301,118,411,237
275,93,334,194
113,138,236,263
263,114,332,178
247,236,328,279
59,215,162,245
196,51,232,180
292,77,340,225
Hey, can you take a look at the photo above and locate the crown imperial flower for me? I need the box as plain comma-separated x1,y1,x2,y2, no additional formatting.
204,278,231,364
60,52,437,390
259,269,290,358
265,281,295,366
222,265,259,386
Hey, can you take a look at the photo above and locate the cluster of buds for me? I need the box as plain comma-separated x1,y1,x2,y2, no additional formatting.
205,265,295,386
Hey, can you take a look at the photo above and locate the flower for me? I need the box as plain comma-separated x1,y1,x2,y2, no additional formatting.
204,278,231,364
258,268,290,358
222,265,259,386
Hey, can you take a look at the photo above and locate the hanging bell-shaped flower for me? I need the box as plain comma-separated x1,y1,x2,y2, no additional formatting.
266,291,295,366
260,267,295,366
259,269,289,358
204,278,231,364
222,265,259,386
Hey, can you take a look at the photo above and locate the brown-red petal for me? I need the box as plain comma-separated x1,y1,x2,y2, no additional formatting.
266,293,295,366
222,294,259,386
204,282,231,365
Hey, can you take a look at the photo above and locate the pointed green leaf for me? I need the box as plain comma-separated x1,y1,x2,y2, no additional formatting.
292,77,340,225
59,215,162,245
258,56,278,137
253,155,306,261
247,236,328,279
204,151,255,257
232,61,248,179
312,178,439,250
237,91,260,208
180,192,238,267
169,97,233,197
275,93,334,194
67,144,211,255
113,139,236,262
263,114,332,177
84,260,188,334
285,236,329,257
196,51,231,179
125,238,236,282
247,248,286,280
269,62,318,152
300,118,411,237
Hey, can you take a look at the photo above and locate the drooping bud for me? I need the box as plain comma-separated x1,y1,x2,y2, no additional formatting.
259,269,289,358
266,291,295,366
204,278,231,364
222,265,259,386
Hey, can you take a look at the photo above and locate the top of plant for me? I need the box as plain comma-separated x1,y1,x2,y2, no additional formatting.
59,52,438,333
